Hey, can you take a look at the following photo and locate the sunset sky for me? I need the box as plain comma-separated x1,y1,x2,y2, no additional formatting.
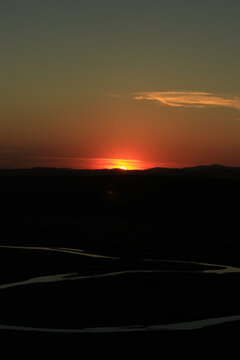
1,0,240,169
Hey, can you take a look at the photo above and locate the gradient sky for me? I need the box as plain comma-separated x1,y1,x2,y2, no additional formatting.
1,0,240,169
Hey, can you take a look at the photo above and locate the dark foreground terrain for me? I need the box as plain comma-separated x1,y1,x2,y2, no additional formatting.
0,165,239,359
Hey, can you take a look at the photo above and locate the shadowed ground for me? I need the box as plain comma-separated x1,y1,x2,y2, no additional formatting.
0,167,239,359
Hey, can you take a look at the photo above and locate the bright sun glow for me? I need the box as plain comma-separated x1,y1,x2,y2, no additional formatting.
94,158,165,170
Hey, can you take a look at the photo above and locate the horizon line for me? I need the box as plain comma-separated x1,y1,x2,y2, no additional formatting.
0,164,239,171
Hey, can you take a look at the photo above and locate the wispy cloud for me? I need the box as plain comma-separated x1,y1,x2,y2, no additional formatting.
36,156,167,170
133,91,240,110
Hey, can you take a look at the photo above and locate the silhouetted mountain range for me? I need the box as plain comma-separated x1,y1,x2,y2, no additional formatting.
0,162,239,263
0,164,240,179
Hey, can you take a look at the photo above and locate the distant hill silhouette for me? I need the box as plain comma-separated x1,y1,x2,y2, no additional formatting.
0,164,240,179
0,162,239,262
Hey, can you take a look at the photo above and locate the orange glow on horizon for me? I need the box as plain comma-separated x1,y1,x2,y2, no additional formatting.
97,158,145,170
92,158,166,170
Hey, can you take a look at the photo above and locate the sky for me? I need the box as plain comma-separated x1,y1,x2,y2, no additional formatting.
0,0,240,169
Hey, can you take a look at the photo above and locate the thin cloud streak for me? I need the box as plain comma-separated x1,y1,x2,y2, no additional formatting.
133,91,240,110
36,157,167,170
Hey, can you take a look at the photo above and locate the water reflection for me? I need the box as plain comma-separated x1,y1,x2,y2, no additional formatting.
0,245,240,334
0,315,240,333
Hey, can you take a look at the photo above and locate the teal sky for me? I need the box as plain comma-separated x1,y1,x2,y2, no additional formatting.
1,0,240,168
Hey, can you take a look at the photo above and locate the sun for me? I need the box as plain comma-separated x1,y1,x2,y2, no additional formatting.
97,158,145,170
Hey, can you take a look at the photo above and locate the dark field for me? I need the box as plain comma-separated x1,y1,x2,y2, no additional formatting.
0,166,239,359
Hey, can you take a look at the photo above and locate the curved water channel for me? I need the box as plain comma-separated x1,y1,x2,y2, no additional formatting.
0,245,240,333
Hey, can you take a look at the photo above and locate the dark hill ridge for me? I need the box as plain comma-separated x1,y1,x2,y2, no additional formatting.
0,164,240,179
0,162,239,258
143,164,240,179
